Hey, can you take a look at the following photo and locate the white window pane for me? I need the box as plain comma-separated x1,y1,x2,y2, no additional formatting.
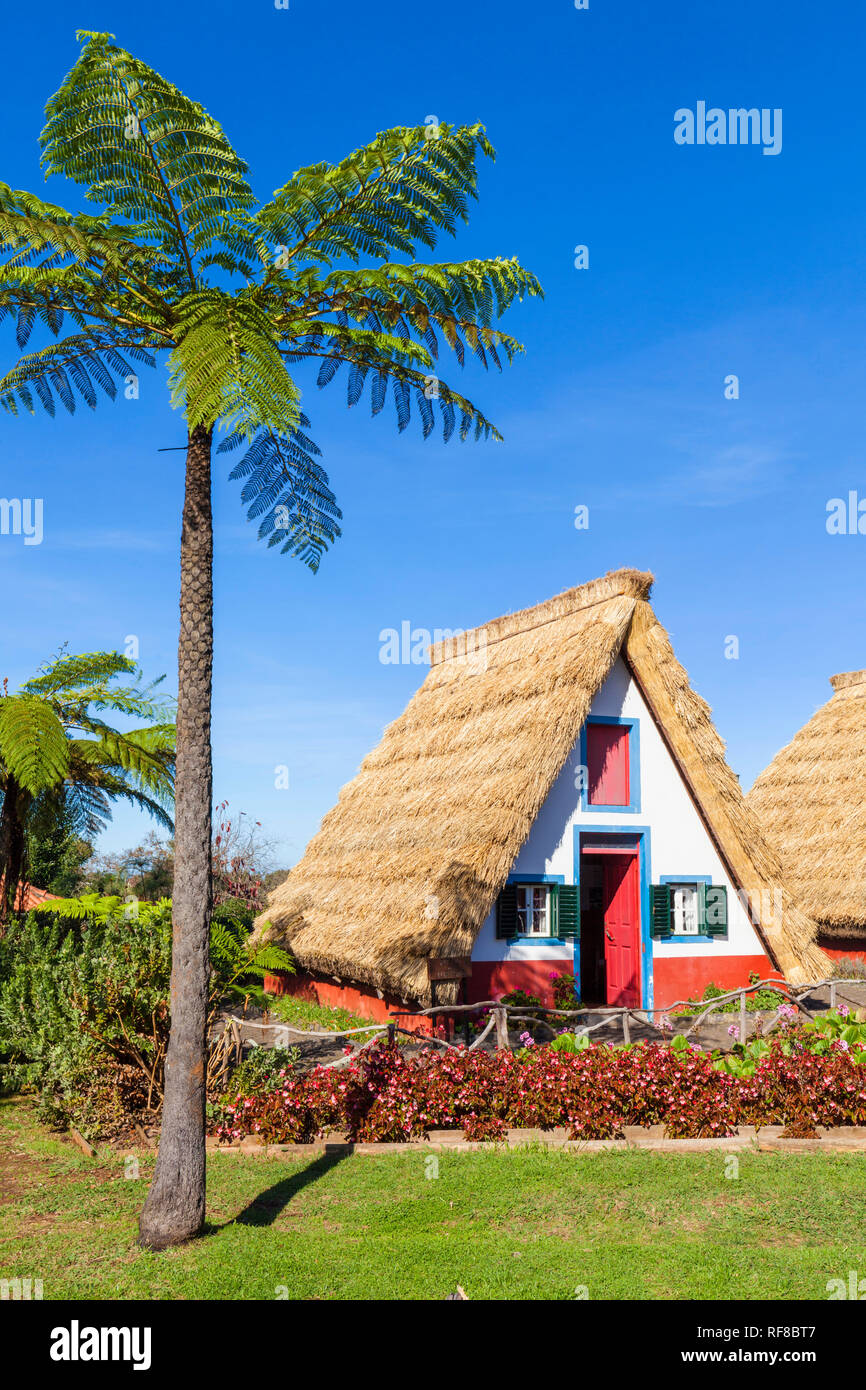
671,884,699,935
514,884,550,935
516,886,528,933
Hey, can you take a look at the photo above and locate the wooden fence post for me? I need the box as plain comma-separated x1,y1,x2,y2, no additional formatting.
739,991,747,1045
621,1011,631,1045
494,1006,509,1051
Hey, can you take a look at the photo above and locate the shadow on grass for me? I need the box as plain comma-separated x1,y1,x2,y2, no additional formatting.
227,1149,350,1229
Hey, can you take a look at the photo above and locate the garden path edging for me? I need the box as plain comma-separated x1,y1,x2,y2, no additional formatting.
205,1124,866,1158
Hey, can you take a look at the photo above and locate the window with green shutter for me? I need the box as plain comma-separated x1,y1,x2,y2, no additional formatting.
653,880,729,939
496,882,576,939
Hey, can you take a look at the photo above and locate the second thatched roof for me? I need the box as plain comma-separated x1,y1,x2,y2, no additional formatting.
748,670,866,937
260,568,828,1001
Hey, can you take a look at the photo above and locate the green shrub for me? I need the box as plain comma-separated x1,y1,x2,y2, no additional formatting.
222,1045,300,1097
678,972,788,1015
0,894,292,1137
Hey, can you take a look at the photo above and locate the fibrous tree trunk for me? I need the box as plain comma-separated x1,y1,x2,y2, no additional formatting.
0,775,28,928
139,424,213,1249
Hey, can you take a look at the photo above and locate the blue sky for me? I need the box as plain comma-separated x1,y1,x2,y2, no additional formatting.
1,0,865,864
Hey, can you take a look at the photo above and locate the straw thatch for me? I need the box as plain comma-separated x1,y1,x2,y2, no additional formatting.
748,670,866,937
260,568,827,1002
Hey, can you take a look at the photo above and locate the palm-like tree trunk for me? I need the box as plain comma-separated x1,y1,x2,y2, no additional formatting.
0,775,28,927
139,424,213,1248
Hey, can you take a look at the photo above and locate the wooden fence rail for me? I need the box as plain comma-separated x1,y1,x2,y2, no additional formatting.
389,975,866,1049
232,975,864,1058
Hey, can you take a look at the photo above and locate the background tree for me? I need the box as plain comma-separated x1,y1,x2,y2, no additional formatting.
81,829,175,901
23,794,92,897
0,31,542,1247
0,651,175,921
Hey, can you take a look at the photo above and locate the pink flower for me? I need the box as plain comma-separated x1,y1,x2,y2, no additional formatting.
727,1024,740,1040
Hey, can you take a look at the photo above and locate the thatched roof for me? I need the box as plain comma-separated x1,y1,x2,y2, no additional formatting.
260,568,827,1002
748,670,866,936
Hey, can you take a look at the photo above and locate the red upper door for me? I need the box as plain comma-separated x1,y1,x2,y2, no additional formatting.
602,853,640,1007
587,723,630,805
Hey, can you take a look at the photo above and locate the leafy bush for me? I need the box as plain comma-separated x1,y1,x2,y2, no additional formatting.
0,894,293,1136
550,971,579,1011
678,972,789,1015
225,1046,300,1097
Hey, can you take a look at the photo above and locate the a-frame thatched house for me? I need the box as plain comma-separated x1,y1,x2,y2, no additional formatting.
260,569,827,1021
748,669,866,965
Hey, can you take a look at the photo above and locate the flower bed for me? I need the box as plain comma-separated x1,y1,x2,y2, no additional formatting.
212,1013,866,1145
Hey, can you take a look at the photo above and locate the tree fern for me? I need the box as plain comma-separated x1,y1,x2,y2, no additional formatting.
1,31,541,562
0,651,175,913
0,31,541,1244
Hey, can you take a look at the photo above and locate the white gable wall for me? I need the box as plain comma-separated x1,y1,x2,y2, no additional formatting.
471,656,767,967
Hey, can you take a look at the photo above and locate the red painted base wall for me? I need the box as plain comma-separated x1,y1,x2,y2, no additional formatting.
263,970,436,1035
818,937,866,967
468,960,571,1008
652,954,782,1010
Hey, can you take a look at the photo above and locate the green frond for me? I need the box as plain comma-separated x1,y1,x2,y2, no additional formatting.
247,943,293,973
67,729,175,802
219,413,342,570
22,650,136,696
169,290,301,439
0,696,69,794
41,32,255,267
28,891,124,920
63,780,113,839
316,256,543,336
70,769,174,831
0,329,155,416
256,122,495,269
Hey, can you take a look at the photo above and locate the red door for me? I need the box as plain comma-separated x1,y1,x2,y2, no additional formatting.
602,853,640,1007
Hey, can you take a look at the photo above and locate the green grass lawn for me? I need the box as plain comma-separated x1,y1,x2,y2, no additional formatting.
1,1097,864,1300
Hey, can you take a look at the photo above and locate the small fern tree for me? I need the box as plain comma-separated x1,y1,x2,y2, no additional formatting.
0,651,175,920
0,32,542,1248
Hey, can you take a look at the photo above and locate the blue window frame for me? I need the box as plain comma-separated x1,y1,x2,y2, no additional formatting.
578,716,641,813
505,873,567,942
659,874,716,943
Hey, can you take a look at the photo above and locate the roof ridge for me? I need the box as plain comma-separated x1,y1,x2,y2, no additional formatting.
829,669,866,695
429,567,654,666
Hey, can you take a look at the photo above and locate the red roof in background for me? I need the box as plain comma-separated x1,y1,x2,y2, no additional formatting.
0,881,59,911
20,883,59,909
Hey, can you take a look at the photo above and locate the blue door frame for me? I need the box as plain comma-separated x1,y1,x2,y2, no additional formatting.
572,825,653,1012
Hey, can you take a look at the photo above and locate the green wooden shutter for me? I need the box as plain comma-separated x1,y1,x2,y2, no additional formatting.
704,884,728,937
650,884,671,937
496,883,519,939
697,880,708,933
558,884,580,939
549,884,559,938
